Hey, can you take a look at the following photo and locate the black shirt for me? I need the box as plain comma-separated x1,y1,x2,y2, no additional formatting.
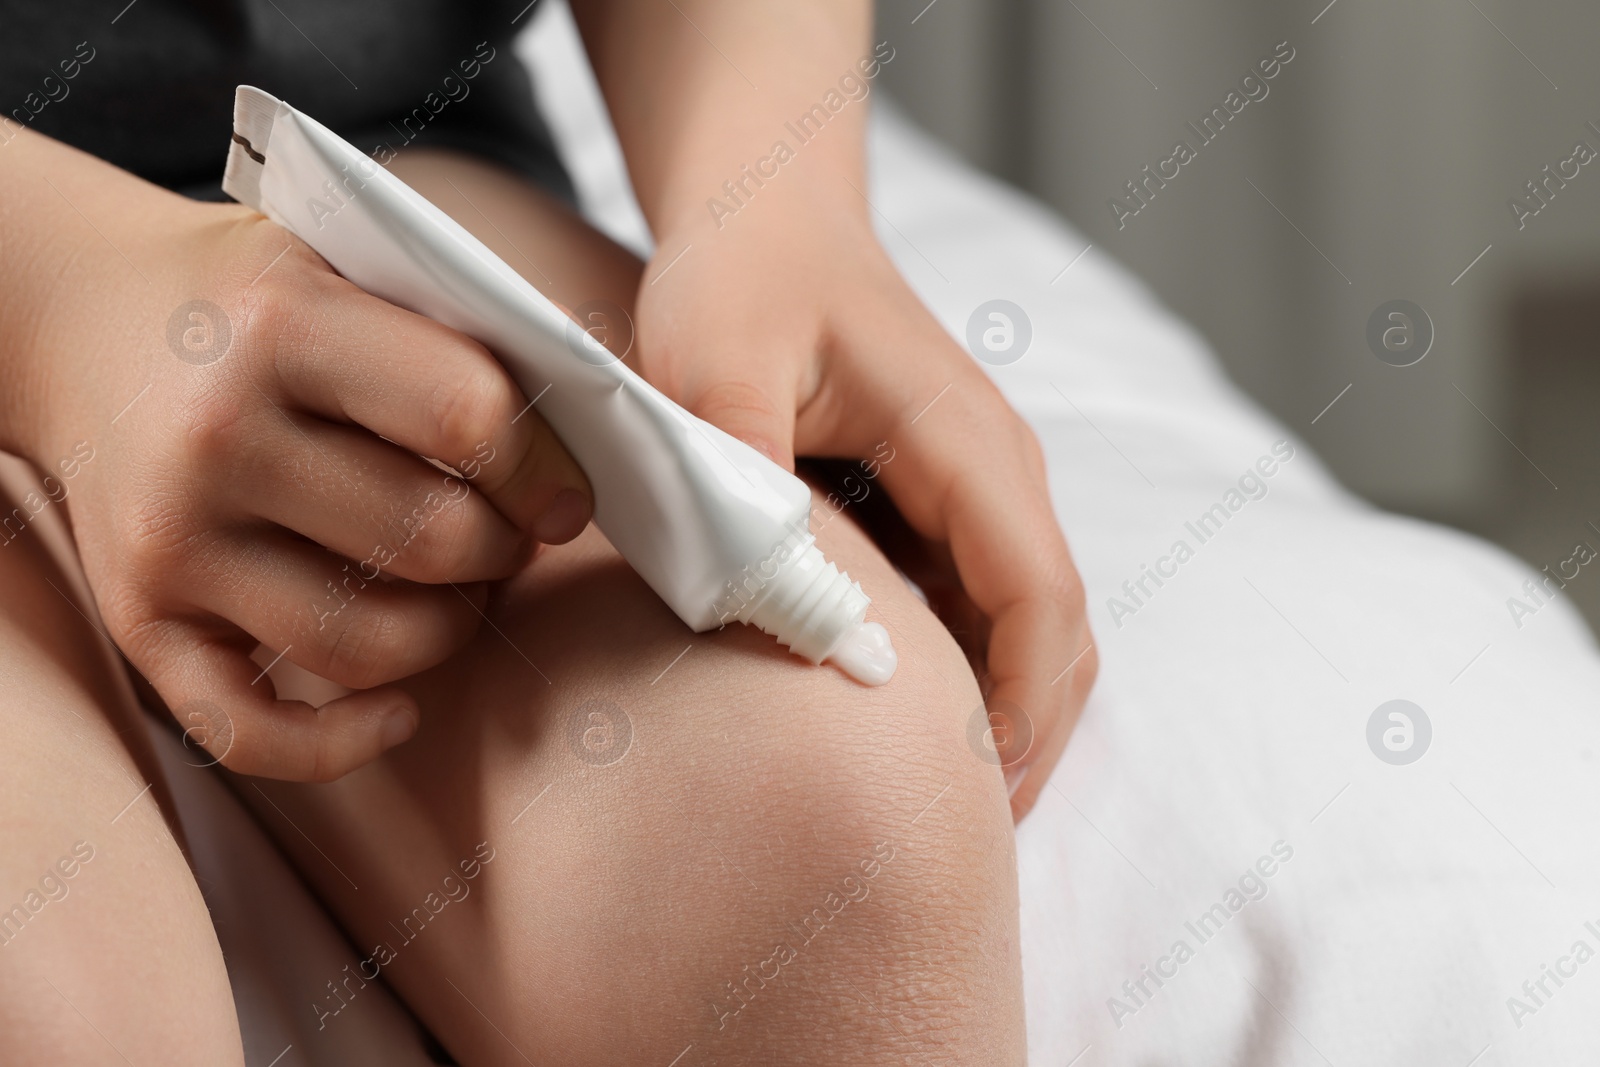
1,0,571,200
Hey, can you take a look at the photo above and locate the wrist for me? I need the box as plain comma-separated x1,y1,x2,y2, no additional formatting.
0,131,86,463
624,62,877,246
648,138,870,254
0,128,170,467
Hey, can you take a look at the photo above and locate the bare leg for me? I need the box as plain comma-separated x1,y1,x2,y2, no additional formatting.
249,501,1023,1065
240,149,1026,1065
0,455,243,1064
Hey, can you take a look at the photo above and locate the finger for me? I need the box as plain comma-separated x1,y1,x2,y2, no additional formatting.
804,457,989,668
233,409,531,584
133,617,419,782
180,528,487,691
873,376,1095,821
263,280,592,541
667,336,805,470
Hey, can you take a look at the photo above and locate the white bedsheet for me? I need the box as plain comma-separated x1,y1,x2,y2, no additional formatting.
523,6,1600,1062
177,5,1600,1063
840,53,1600,1067
894,129,1600,1067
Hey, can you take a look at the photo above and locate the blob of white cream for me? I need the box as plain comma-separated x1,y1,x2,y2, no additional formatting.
827,621,898,686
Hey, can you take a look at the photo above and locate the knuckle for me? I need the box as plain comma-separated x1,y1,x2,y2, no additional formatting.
97,585,168,657
403,488,479,580
320,606,402,688
234,268,340,385
1040,558,1087,609
113,491,203,587
235,276,303,359
123,493,192,552
181,385,253,461
426,367,515,458
690,378,782,426
168,310,271,459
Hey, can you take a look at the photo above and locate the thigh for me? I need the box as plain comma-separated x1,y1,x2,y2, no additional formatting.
385,146,644,314
0,454,243,1064
246,497,1024,1065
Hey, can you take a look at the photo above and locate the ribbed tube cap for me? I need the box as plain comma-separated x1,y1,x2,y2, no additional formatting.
738,543,869,663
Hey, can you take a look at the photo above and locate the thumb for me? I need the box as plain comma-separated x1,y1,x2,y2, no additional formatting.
680,364,799,472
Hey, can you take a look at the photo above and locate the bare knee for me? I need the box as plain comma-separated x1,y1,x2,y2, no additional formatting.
630,651,1025,1064
493,526,1024,1063
248,510,1024,1065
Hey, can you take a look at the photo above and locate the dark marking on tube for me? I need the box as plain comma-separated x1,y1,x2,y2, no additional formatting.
230,132,265,164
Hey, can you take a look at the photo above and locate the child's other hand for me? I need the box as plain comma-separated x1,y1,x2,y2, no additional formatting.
6,134,591,781
635,192,1095,820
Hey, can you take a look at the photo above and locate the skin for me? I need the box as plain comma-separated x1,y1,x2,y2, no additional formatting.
0,0,1089,1058
0,455,244,1065
0,126,594,782
0,438,1023,1063
244,149,1027,1062
0,0,1094,811
574,0,1097,815
246,487,1024,1065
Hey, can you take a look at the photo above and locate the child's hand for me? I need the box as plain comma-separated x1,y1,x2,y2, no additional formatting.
574,0,1093,819
636,195,1095,819
2,133,591,781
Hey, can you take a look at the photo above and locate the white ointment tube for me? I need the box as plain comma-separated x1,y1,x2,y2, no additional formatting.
222,86,895,685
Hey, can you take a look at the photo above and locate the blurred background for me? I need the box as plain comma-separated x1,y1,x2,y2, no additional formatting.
873,0,1600,629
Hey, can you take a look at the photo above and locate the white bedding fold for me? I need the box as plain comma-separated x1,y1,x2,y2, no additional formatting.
853,68,1600,1067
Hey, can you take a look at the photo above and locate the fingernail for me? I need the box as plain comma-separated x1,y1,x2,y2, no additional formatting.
1004,764,1027,797
380,706,418,750
533,488,591,544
